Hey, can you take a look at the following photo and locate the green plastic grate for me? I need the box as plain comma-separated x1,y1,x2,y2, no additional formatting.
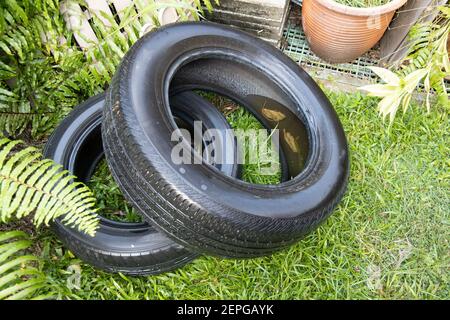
283,21,379,83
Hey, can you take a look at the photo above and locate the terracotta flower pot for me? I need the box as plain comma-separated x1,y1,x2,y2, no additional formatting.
302,0,407,63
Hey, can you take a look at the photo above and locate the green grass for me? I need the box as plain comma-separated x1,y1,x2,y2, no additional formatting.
88,159,143,223
2,0,446,301
35,90,448,299
196,90,282,185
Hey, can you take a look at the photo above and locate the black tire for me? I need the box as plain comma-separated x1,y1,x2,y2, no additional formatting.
103,22,349,258
44,91,237,275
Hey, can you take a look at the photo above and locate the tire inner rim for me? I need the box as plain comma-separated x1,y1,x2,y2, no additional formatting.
166,51,313,186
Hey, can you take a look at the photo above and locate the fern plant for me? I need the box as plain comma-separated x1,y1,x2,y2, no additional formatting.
0,231,55,300
0,137,100,300
360,5,449,123
0,0,81,138
55,0,218,93
0,138,99,235
0,0,218,138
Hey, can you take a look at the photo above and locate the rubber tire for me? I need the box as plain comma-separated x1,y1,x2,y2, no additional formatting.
103,22,349,258
44,91,237,275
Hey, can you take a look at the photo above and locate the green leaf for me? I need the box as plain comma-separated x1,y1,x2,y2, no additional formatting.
377,92,402,123
0,138,99,236
369,67,400,85
439,5,450,17
403,68,428,93
0,231,53,300
359,84,398,97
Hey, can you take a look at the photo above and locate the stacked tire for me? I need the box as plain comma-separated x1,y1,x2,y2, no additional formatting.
46,22,349,275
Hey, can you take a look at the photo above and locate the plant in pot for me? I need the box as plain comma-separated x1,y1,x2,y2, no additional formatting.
302,0,407,63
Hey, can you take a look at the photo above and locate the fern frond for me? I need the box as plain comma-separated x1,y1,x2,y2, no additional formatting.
0,113,33,136
57,0,210,85
0,0,82,138
0,0,219,137
0,138,99,236
0,87,17,104
0,230,53,300
0,61,16,79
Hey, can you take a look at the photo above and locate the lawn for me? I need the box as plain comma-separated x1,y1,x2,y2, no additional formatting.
31,90,448,300
0,0,448,300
